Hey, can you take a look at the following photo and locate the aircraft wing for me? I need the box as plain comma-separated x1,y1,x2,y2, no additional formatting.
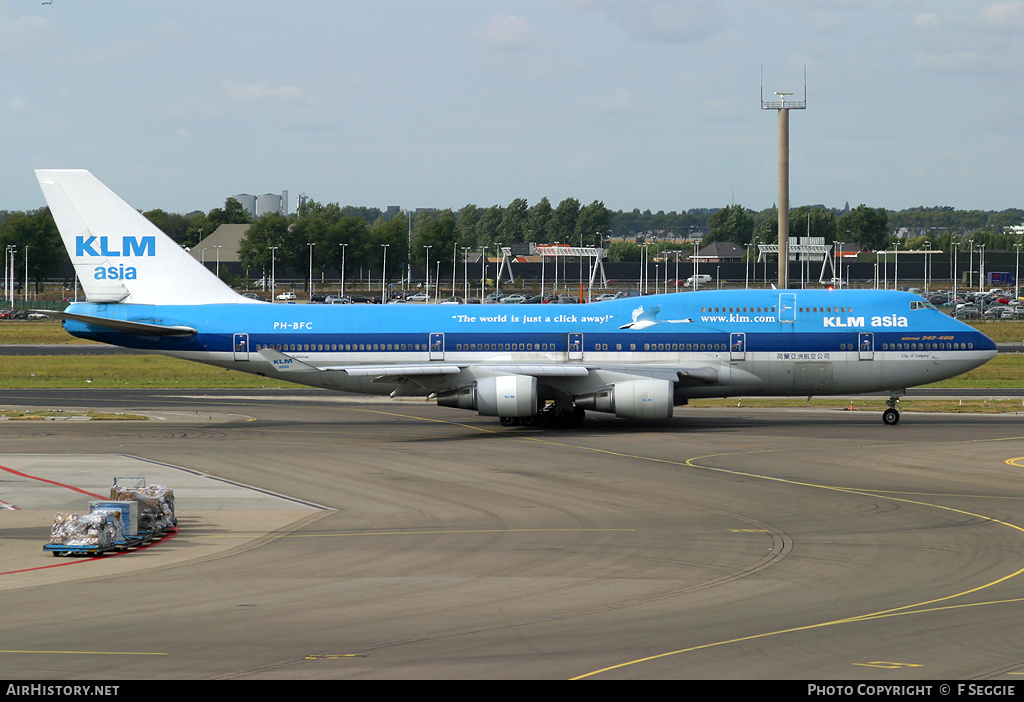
257,348,717,385
257,348,590,379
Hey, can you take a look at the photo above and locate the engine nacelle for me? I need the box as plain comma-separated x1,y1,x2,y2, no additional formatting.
575,378,674,420
436,375,538,417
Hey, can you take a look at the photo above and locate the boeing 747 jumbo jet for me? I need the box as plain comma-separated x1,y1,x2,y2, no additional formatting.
36,169,996,427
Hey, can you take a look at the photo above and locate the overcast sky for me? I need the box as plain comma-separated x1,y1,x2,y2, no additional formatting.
2,0,1022,216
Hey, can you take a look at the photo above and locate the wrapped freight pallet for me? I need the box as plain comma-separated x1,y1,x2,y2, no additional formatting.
110,484,176,532
49,510,124,548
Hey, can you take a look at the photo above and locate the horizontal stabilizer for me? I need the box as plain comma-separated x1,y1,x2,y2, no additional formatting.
34,310,197,337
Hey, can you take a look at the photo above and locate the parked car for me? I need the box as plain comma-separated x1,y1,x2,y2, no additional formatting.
276,291,297,301
439,296,463,305
407,291,429,302
500,294,527,304
309,294,327,303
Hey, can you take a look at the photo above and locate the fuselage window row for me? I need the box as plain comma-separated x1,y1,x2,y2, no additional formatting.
702,306,780,313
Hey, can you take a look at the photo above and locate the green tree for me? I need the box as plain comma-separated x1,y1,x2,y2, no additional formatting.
706,204,754,246
576,200,610,247
499,198,529,244
527,197,552,243
550,197,580,242
237,213,290,276
0,208,65,292
414,210,459,282
476,205,503,248
607,240,641,262
840,205,889,251
456,204,480,249
207,197,252,227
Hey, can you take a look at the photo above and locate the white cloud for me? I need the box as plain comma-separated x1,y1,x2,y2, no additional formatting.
981,1,1024,31
224,81,304,103
0,12,65,58
592,88,635,112
478,14,537,51
566,0,727,44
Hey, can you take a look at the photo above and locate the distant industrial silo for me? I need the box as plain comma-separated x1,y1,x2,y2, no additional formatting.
233,193,257,218
255,191,289,217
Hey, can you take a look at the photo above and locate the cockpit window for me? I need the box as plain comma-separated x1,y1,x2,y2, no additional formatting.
910,300,936,311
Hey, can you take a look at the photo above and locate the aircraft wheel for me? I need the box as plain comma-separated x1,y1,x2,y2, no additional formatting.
499,416,519,427
882,408,900,426
519,414,537,427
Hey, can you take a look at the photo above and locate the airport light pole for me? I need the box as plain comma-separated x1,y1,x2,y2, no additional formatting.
214,245,222,279
480,246,488,300
924,241,931,295
424,245,431,303
835,242,843,289
894,241,899,290
381,244,389,302
978,244,985,293
4,245,13,304
307,243,315,298
1015,242,1022,301
761,68,807,290
339,243,347,297
952,241,958,301
462,247,470,301
269,246,278,301
966,239,974,290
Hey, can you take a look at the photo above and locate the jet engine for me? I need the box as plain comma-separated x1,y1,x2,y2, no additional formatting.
436,374,538,417
575,378,674,420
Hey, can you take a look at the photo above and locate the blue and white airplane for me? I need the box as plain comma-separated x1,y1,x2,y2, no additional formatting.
36,169,996,427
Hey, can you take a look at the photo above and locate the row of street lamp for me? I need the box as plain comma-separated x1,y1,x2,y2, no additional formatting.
254,239,1024,303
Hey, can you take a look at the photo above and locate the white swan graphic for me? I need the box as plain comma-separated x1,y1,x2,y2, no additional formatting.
619,305,693,330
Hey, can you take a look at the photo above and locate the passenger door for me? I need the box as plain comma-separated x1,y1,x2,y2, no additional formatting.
429,332,445,361
730,332,746,361
858,332,874,361
232,333,249,361
568,332,583,361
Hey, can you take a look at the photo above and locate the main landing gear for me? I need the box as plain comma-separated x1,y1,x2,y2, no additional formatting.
500,406,585,429
882,395,901,426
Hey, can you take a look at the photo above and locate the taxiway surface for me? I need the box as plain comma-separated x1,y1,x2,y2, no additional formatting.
2,389,1024,680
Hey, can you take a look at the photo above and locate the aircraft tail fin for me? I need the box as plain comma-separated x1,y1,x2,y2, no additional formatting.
36,169,249,305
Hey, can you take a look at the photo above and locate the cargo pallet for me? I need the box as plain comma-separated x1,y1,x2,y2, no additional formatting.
43,527,173,557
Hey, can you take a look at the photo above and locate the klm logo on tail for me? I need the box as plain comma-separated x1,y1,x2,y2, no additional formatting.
75,235,156,280
76,235,156,258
